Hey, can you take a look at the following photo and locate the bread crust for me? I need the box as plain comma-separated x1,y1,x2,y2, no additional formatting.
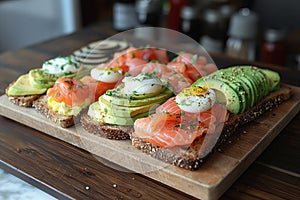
5,81,42,107
81,113,133,140
131,85,292,170
33,95,75,128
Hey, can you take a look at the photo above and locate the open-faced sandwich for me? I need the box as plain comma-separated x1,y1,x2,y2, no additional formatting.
100,47,217,93
131,66,291,170
33,64,128,128
80,48,218,140
33,77,92,128
5,56,79,107
5,39,132,108
32,46,172,128
81,72,174,139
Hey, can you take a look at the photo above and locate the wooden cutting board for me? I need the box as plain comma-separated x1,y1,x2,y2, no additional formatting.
1,85,300,200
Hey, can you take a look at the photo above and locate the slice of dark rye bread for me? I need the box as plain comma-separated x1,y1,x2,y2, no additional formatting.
131,85,292,170
33,95,76,128
81,113,133,140
5,81,43,107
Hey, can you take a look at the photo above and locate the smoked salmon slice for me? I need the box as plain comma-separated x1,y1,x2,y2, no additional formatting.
97,49,218,94
47,78,90,106
133,99,228,148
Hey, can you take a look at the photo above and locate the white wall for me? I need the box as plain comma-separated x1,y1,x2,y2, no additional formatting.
0,0,81,52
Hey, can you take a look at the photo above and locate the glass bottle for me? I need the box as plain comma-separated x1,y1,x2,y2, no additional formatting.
135,0,162,26
225,8,258,61
113,0,138,31
167,0,189,30
200,8,224,53
179,5,201,41
260,28,286,66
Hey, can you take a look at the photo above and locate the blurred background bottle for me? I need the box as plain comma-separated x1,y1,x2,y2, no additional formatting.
260,28,286,66
225,8,258,61
135,0,163,26
113,0,138,31
199,0,234,54
167,0,189,30
200,8,224,53
179,5,201,41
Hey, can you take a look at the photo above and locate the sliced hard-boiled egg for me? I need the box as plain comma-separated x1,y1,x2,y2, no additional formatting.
122,72,163,95
42,56,79,74
175,86,216,113
91,67,123,83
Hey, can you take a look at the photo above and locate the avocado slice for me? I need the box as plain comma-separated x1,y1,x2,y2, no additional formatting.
215,76,246,113
238,66,272,101
29,68,76,89
193,78,241,114
261,69,280,91
7,74,47,96
211,70,250,113
235,66,262,104
225,66,275,109
250,69,268,100
89,82,174,125
193,66,280,114
236,72,257,108
101,87,173,107
98,97,159,117
234,75,253,109
258,70,271,98
221,67,256,109
88,102,150,125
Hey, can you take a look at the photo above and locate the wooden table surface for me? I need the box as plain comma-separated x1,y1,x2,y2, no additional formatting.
0,24,299,200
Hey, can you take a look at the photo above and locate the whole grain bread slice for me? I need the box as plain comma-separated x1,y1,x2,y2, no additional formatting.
131,85,292,170
81,113,133,140
5,81,43,107
33,95,75,128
